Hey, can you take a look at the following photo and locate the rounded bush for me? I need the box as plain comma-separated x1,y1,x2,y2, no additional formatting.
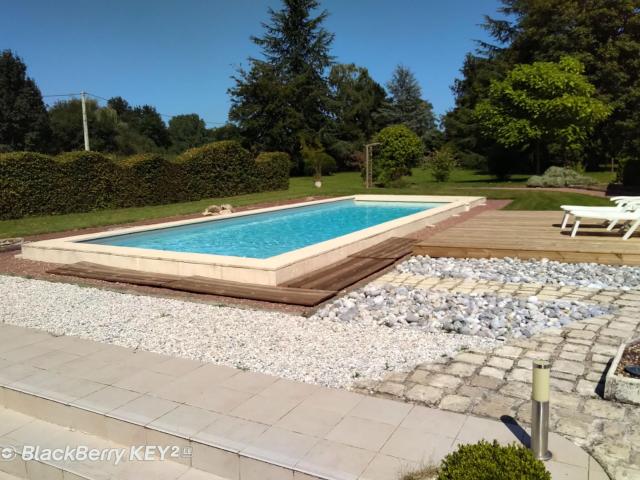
437,441,550,480
0,152,65,219
176,141,255,200
526,175,544,187
55,151,127,212
120,153,183,206
372,124,423,185
255,151,290,191
620,158,640,186
303,152,337,177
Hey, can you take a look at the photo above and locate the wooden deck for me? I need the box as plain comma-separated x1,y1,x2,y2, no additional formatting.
414,211,640,266
47,237,417,306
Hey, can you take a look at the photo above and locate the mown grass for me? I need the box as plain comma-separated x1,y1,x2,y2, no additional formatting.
0,169,611,238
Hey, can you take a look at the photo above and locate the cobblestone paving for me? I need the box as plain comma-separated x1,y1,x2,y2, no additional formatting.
355,273,640,480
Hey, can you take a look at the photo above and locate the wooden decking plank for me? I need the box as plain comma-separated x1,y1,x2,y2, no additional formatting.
350,237,416,259
285,256,396,290
48,262,336,306
169,277,335,306
413,210,639,266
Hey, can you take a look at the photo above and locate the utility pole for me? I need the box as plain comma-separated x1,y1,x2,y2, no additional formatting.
80,91,90,151
364,143,381,188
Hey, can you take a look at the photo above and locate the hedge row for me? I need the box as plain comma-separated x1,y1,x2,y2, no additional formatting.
0,141,290,220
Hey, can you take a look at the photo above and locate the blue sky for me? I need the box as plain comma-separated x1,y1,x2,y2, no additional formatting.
2,0,502,127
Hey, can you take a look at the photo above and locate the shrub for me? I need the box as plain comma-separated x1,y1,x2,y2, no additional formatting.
619,157,640,186
0,152,65,219
437,441,550,480
176,141,256,200
255,151,290,191
426,146,457,182
303,151,337,177
526,166,596,188
119,153,183,206
56,151,127,212
372,124,423,186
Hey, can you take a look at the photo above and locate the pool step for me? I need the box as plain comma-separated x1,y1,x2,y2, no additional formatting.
0,407,231,480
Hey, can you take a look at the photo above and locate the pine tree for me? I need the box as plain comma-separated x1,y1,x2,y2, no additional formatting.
377,65,439,151
0,50,51,151
229,0,334,170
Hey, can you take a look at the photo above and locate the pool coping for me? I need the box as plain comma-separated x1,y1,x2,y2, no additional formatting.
21,195,485,286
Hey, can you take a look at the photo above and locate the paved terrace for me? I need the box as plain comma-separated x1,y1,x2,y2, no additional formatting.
358,271,640,480
0,323,603,480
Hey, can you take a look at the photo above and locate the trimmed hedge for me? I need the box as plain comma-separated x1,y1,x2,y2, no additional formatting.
256,151,291,190
56,151,127,212
0,152,65,219
120,153,183,206
619,158,640,186
0,141,290,220
527,166,597,188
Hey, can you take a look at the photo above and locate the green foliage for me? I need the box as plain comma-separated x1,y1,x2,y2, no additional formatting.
526,166,598,188
0,152,63,219
437,441,550,480
120,153,183,206
425,146,458,182
0,143,289,220
56,151,126,212
372,124,423,185
475,57,611,172
168,114,208,153
325,63,386,168
177,141,260,199
0,50,51,151
229,0,334,171
377,65,440,151
302,141,337,178
255,151,291,190
49,99,119,153
618,158,640,186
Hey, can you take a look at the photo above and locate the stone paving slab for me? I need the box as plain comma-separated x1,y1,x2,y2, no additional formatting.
360,274,640,480
0,324,599,480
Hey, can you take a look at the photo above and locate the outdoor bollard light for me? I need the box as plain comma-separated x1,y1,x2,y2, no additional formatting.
531,359,552,460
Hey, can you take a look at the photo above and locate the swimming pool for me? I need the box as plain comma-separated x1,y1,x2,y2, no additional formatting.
22,195,485,285
83,200,440,259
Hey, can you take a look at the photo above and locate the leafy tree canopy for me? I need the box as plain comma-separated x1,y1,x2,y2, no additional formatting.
325,63,386,168
377,65,440,151
0,50,51,151
168,114,208,153
372,124,424,185
474,56,611,172
229,0,334,170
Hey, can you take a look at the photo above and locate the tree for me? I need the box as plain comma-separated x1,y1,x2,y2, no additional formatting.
229,0,334,171
325,63,386,168
371,124,423,185
474,57,611,173
106,97,170,150
0,50,51,151
48,98,118,153
451,0,640,171
168,114,208,153
377,65,440,151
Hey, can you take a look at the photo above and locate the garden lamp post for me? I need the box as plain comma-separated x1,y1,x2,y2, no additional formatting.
364,142,381,188
531,359,552,460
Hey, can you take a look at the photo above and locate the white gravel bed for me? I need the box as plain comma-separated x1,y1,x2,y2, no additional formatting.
397,255,640,290
0,276,496,389
314,284,611,339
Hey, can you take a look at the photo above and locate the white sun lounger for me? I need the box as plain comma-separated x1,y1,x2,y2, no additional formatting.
569,209,640,240
560,197,640,230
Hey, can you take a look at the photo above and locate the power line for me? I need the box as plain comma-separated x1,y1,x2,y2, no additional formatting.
43,91,228,127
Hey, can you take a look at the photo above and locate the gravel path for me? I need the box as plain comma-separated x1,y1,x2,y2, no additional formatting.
397,256,640,290
0,276,496,388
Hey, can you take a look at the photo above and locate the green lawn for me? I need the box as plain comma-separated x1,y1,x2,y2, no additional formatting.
0,169,611,238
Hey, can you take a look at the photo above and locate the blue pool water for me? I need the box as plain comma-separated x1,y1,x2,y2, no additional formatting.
83,200,441,259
